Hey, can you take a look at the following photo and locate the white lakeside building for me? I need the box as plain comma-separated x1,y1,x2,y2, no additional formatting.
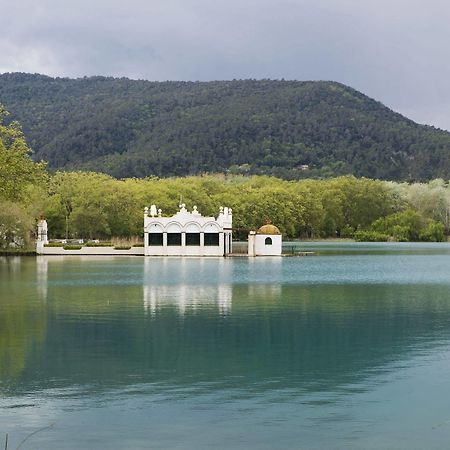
248,224,283,256
36,203,282,257
144,204,233,256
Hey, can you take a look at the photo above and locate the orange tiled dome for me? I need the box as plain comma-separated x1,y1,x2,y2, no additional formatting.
257,224,281,235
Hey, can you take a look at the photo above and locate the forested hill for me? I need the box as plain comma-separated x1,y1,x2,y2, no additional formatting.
1,72,450,180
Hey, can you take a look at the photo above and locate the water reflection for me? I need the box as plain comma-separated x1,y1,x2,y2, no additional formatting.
143,258,233,315
2,251,450,448
0,258,47,383
2,254,450,396
36,256,48,300
143,285,233,315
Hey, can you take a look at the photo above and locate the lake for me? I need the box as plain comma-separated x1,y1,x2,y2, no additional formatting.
1,242,450,449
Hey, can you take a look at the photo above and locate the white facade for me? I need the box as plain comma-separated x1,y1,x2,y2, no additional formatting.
36,218,48,253
39,246,144,256
144,204,233,257
248,225,282,256
254,234,282,255
35,218,144,256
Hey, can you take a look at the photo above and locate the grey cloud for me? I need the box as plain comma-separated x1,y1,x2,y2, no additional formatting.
1,0,450,129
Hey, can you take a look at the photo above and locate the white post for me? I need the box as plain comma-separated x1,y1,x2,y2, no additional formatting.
143,207,149,256
163,232,168,256
225,231,232,255
248,231,256,257
219,232,225,256
181,232,186,256
36,219,48,254
200,232,205,255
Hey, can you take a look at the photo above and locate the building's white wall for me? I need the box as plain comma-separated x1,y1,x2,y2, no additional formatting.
39,246,144,256
37,219,49,245
202,244,224,256
166,222,182,232
185,222,201,232
36,219,49,253
224,231,232,255
144,232,225,256
147,223,164,232
254,234,282,256
144,246,165,256
36,241,45,254
36,204,231,258
144,204,231,257
248,233,256,256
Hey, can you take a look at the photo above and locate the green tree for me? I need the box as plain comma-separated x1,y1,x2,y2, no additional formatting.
70,205,111,239
0,106,47,202
419,222,445,242
371,209,427,241
0,201,34,250
0,106,48,250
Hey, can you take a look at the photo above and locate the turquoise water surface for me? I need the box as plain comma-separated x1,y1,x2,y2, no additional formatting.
2,243,450,449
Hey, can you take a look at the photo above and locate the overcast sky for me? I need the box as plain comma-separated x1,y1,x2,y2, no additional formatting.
1,0,449,129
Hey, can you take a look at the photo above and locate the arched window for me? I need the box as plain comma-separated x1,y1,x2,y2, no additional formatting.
265,237,272,245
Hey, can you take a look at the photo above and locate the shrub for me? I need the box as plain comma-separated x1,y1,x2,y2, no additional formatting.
44,243,65,247
132,243,145,247
419,222,445,242
391,225,409,242
353,231,389,242
371,209,417,239
114,246,131,250
63,245,82,250
340,225,354,238
85,242,113,247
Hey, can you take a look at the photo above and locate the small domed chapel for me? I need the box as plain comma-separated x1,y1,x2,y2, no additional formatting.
247,224,283,256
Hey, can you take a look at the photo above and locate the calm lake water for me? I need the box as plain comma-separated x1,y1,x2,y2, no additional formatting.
2,242,450,449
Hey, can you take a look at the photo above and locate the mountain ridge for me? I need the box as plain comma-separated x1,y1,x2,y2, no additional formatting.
0,72,449,180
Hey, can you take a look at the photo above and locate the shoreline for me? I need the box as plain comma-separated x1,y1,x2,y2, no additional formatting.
0,251,37,256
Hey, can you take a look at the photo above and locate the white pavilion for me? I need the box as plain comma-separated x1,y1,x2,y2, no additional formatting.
144,204,233,256
248,224,282,256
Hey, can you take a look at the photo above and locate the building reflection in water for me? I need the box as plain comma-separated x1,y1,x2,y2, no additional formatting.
143,257,233,315
247,284,282,299
36,256,49,301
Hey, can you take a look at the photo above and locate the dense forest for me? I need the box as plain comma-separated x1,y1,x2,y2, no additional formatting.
1,104,450,249
40,172,449,243
1,73,450,180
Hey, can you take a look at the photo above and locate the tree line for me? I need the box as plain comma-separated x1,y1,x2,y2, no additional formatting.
41,172,448,242
1,105,449,249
